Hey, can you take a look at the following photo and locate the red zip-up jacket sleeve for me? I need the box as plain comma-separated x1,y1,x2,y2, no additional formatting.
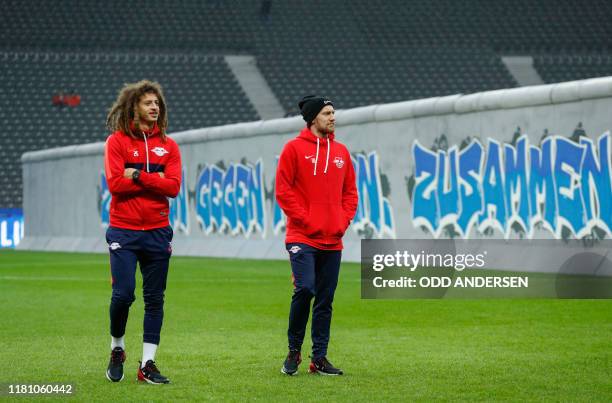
138,140,181,198
342,151,358,225
275,142,308,223
104,134,143,195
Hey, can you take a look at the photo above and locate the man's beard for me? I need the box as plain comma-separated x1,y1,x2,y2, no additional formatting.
319,123,334,135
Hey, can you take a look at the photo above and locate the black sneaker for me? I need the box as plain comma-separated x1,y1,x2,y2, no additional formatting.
137,360,170,384
309,356,343,376
106,347,125,382
281,350,302,376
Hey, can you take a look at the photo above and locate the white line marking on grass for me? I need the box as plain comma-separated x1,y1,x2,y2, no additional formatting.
0,261,107,268
0,276,105,282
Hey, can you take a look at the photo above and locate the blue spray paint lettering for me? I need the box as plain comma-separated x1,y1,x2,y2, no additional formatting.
580,135,612,234
272,156,286,235
437,147,460,229
100,170,111,228
553,138,586,237
457,140,483,237
0,208,24,248
528,137,557,234
195,160,266,237
411,132,612,239
504,136,530,234
479,139,507,234
411,141,438,235
169,167,189,234
221,164,237,233
352,152,395,238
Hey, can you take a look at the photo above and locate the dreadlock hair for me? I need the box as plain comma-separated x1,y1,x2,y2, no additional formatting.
106,80,168,142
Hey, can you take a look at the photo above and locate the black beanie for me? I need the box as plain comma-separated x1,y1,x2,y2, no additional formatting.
298,95,333,123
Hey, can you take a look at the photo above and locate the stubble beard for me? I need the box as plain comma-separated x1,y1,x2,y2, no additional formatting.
321,123,334,135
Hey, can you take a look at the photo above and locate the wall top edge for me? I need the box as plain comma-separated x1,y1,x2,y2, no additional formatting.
21,76,612,163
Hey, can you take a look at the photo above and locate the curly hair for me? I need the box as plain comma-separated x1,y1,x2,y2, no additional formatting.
106,80,168,142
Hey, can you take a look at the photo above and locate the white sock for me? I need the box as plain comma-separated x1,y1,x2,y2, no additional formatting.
141,343,158,368
111,336,125,350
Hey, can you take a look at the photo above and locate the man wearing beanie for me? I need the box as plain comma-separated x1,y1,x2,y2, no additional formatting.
275,95,358,376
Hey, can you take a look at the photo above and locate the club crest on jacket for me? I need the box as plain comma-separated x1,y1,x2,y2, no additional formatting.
151,147,169,156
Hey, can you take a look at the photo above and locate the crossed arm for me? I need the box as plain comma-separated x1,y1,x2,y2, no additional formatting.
123,168,164,179
104,135,181,198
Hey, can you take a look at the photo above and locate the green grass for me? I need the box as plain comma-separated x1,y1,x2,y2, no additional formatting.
0,250,610,402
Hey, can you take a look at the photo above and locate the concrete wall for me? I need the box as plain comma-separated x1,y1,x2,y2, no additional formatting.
20,77,612,264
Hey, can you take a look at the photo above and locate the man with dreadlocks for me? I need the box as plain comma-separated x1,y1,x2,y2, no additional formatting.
104,80,181,384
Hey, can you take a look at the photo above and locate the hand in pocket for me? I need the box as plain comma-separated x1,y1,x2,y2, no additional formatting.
329,212,347,238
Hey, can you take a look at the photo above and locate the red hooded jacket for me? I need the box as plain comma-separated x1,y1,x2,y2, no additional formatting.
275,127,358,250
104,124,182,230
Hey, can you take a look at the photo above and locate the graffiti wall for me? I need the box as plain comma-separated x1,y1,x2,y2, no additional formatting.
98,152,396,242
20,77,612,261
411,130,611,240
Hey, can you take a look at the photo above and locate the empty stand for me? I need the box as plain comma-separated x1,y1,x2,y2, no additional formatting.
257,47,516,113
0,50,258,207
1,0,612,207
534,53,612,83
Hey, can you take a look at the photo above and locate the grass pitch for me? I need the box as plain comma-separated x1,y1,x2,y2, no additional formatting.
0,251,610,402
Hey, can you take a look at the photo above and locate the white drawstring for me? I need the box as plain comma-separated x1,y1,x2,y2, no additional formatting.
313,136,332,175
314,137,320,176
143,133,150,172
324,137,330,173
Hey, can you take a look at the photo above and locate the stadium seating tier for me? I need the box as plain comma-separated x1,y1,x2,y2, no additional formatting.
1,0,611,207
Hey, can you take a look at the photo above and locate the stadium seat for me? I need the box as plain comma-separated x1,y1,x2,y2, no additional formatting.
2,0,612,208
